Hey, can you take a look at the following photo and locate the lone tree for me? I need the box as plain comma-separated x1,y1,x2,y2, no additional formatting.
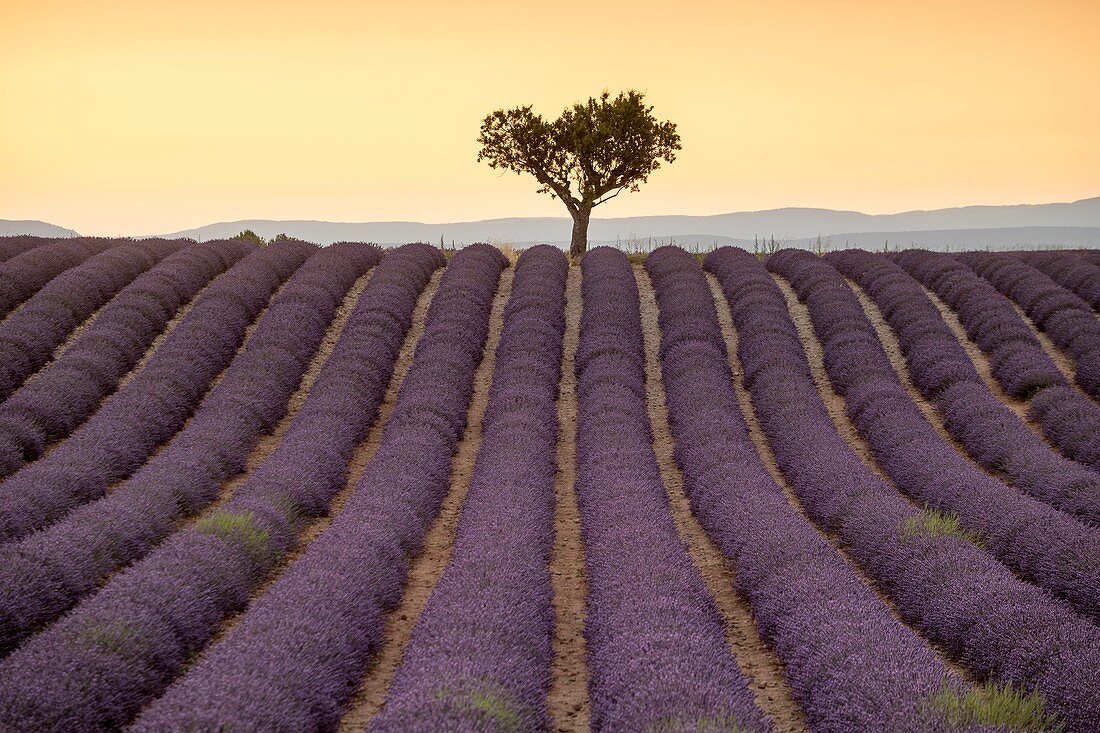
478,90,681,258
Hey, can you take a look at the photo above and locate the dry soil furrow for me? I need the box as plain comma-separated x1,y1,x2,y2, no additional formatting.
770,276,889,480
178,268,376,532
637,267,808,733
915,282,1048,429
706,273,976,684
206,268,444,649
547,265,591,733
337,266,514,732
1004,297,1099,402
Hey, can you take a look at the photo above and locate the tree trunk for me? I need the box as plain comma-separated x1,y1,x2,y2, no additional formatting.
569,207,592,259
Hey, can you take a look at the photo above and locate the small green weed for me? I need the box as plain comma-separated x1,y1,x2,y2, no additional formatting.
902,506,984,548
195,510,270,557
927,681,1063,732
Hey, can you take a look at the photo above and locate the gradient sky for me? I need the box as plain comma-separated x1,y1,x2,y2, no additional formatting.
2,0,1098,235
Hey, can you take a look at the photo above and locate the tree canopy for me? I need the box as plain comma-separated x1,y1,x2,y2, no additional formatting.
478,90,680,255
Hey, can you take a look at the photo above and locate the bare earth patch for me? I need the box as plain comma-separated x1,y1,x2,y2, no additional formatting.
547,265,591,733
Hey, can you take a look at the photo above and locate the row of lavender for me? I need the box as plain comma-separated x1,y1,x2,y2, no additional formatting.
0,238,118,319
0,240,314,544
0,239,253,474
368,245,567,730
955,252,1100,469
0,236,52,264
767,248,1100,622
959,252,1100,399
647,246,986,732
0,239,181,403
888,249,1100,474
575,248,769,732
0,241,381,653
707,246,1100,731
0,243,444,731
1014,251,1100,314
129,244,501,731
827,250,1100,526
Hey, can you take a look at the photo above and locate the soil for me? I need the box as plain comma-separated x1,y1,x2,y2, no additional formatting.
636,266,809,733
335,267,514,731
547,266,591,733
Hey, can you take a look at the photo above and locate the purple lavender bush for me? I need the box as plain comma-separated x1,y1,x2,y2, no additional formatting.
0,236,51,263
367,245,566,731
827,249,1100,526
959,252,1100,399
0,238,118,319
0,239,253,475
889,248,1100,472
125,244,502,733
575,247,770,733
1017,251,1100,311
0,239,185,402
768,247,1100,623
0,240,314,544
0,242,382,654
709,245,1100,732
650,245,999,733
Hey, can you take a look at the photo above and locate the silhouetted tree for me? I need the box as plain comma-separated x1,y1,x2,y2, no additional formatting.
478,90,680,258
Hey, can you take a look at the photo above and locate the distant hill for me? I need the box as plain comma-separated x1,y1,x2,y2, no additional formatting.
6,196,1100,247
0,220,78,238
158,196,1100,246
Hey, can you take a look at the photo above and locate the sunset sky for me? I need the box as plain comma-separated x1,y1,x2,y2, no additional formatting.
1,0,1098,236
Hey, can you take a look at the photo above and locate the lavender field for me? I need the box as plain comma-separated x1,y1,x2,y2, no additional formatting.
0,235,1097,733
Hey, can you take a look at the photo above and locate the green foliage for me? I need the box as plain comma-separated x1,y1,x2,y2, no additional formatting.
77,621,149,661
902,507,984,547
195,510,271,558
231,229,266,246
927,682,1063,732
434,680,531,732
477,90,680,216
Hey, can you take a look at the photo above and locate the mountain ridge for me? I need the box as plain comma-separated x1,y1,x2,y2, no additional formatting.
4,196,1099,246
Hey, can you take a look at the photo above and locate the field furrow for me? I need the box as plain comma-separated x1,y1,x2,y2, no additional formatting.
547,264,591,733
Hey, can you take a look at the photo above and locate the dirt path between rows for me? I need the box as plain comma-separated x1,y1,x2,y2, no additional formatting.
636,267,808,732
178,268,376,533
547,265,591,733
915,283,1049,430
707,273,976,685
201,268,444,651
337,266,515,731
1003,298,1099,403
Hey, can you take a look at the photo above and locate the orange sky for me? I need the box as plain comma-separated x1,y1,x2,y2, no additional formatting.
1,0,1098,235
